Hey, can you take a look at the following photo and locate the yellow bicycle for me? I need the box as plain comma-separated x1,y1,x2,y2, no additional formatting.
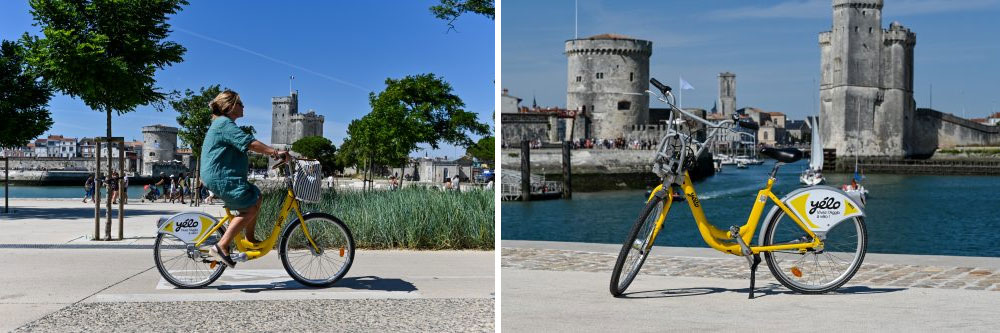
154,158,354,288
610,78,867,298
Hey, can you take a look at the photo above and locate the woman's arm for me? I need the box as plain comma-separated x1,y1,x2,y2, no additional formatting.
249,140,290,161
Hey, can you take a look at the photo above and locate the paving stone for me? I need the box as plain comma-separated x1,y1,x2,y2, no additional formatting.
502,247,1000,292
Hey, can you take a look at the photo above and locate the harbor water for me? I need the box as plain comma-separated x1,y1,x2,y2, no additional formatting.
502,160,1000,257
2,185,170,199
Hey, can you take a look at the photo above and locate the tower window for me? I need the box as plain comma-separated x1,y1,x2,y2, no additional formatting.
576,76,582,82
869,27,872,34
855,26,858,33
617,101,631,110
596,72,604,79
629,72,634,82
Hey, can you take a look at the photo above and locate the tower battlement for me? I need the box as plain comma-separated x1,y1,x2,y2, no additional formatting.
833,0,882,9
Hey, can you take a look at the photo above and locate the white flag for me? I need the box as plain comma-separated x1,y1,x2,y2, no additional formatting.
680,77,694,90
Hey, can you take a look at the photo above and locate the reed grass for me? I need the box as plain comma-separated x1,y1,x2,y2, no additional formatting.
254,186,494,250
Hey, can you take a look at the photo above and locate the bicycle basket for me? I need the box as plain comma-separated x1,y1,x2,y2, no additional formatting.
293,160,323,203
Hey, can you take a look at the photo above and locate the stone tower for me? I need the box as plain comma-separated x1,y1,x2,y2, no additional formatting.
271,91,324,148
718,72,736,117
565,34,652,140
819,0,916,157
141,125,178,176
271,91,298,145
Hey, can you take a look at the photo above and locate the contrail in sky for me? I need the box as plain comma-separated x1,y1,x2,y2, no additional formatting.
174,27,371,93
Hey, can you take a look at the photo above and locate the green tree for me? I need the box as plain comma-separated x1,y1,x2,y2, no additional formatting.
24,0,188,239
291,136,340,175
0,40,53,150
0,39,54,214
342,74,489,187
466,136,494,162
169,84,221,204
371,73,490,150
430,0,494,31
248,153,268,171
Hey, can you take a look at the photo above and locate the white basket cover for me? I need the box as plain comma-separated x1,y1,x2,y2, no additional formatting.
293,160,323,203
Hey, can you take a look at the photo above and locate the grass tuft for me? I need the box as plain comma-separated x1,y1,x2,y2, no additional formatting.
254,187,494,250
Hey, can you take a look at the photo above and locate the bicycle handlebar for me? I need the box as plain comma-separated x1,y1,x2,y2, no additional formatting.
649,78,671,95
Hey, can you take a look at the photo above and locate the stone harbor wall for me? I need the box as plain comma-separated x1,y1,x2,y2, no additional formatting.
500,148,714,191
909,109,1000,157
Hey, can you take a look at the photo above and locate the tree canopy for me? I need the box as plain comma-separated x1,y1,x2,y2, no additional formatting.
371,73,490,150
171,85,220,158
291,135,340,174
0,40,53,149
466,136,494,162
430,0,494,31
24,0,188,115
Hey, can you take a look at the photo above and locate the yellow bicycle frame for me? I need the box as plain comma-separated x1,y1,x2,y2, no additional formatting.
192,189,321,260
645,172,821,256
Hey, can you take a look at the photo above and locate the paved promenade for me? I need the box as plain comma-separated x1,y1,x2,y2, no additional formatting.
0,199,494,332
502,240,1000,332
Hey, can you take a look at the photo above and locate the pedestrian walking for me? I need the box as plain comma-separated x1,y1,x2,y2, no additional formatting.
82,175,95,203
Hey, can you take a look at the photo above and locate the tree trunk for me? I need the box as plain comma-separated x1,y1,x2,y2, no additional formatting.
4,157,8,214
194,158,200,207
105,108,112,241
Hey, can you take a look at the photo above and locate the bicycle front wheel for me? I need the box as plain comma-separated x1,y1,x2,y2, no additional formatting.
610,192,667,297
279,212,355,287
762,212,867,293
153,226,226,288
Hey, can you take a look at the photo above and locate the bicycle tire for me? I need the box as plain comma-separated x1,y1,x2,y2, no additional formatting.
279,212,355,287
762,212,867,294
609,192,666,297
153,225,227,289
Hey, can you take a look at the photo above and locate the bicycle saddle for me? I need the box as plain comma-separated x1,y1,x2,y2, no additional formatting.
760,147,803,163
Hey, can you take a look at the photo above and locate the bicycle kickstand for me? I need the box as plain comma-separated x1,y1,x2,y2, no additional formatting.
748,253,761,299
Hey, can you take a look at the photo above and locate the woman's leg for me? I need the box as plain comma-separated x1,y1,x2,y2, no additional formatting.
215,198,263,254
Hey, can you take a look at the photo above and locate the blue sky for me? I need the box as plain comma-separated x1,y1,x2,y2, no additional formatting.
1,1,494,158
502,0,1000,121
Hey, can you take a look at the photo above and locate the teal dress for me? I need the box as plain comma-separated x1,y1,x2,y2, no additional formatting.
200,117,260,210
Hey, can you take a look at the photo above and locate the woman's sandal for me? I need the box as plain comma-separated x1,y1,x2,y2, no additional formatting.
209,244,237,268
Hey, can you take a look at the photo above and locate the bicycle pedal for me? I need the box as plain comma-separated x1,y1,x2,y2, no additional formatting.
230,252,249,262
729,226,753,260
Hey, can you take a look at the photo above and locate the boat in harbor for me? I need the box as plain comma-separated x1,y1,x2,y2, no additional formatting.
800,116,825,186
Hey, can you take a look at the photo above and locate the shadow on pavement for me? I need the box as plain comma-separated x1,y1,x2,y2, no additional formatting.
211,275,418,293
0,206,179,220
621,283,906,299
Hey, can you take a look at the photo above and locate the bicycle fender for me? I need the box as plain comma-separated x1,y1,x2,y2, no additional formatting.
156,212,220,244
757,185,865,245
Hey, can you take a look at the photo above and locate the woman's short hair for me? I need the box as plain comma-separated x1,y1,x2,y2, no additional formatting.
209,90,242,116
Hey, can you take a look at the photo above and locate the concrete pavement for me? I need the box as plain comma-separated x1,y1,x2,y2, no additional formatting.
0,199,494,332
502,240,1000,332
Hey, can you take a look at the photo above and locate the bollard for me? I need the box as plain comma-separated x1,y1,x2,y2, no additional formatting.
520,140,531,201
562,141,572,199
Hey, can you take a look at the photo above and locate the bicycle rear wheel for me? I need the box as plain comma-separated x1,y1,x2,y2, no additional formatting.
279,212,355,287
609,192,667,297
153,226,226,288
762,212,867,293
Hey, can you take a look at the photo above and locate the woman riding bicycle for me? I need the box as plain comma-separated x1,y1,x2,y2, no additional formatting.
202,90,289,268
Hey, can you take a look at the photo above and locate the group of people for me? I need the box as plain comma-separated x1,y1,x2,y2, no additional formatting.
148,173,216,205
571,138,657,150
81,172,129,204
502,138,659,150
442,175,462,190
